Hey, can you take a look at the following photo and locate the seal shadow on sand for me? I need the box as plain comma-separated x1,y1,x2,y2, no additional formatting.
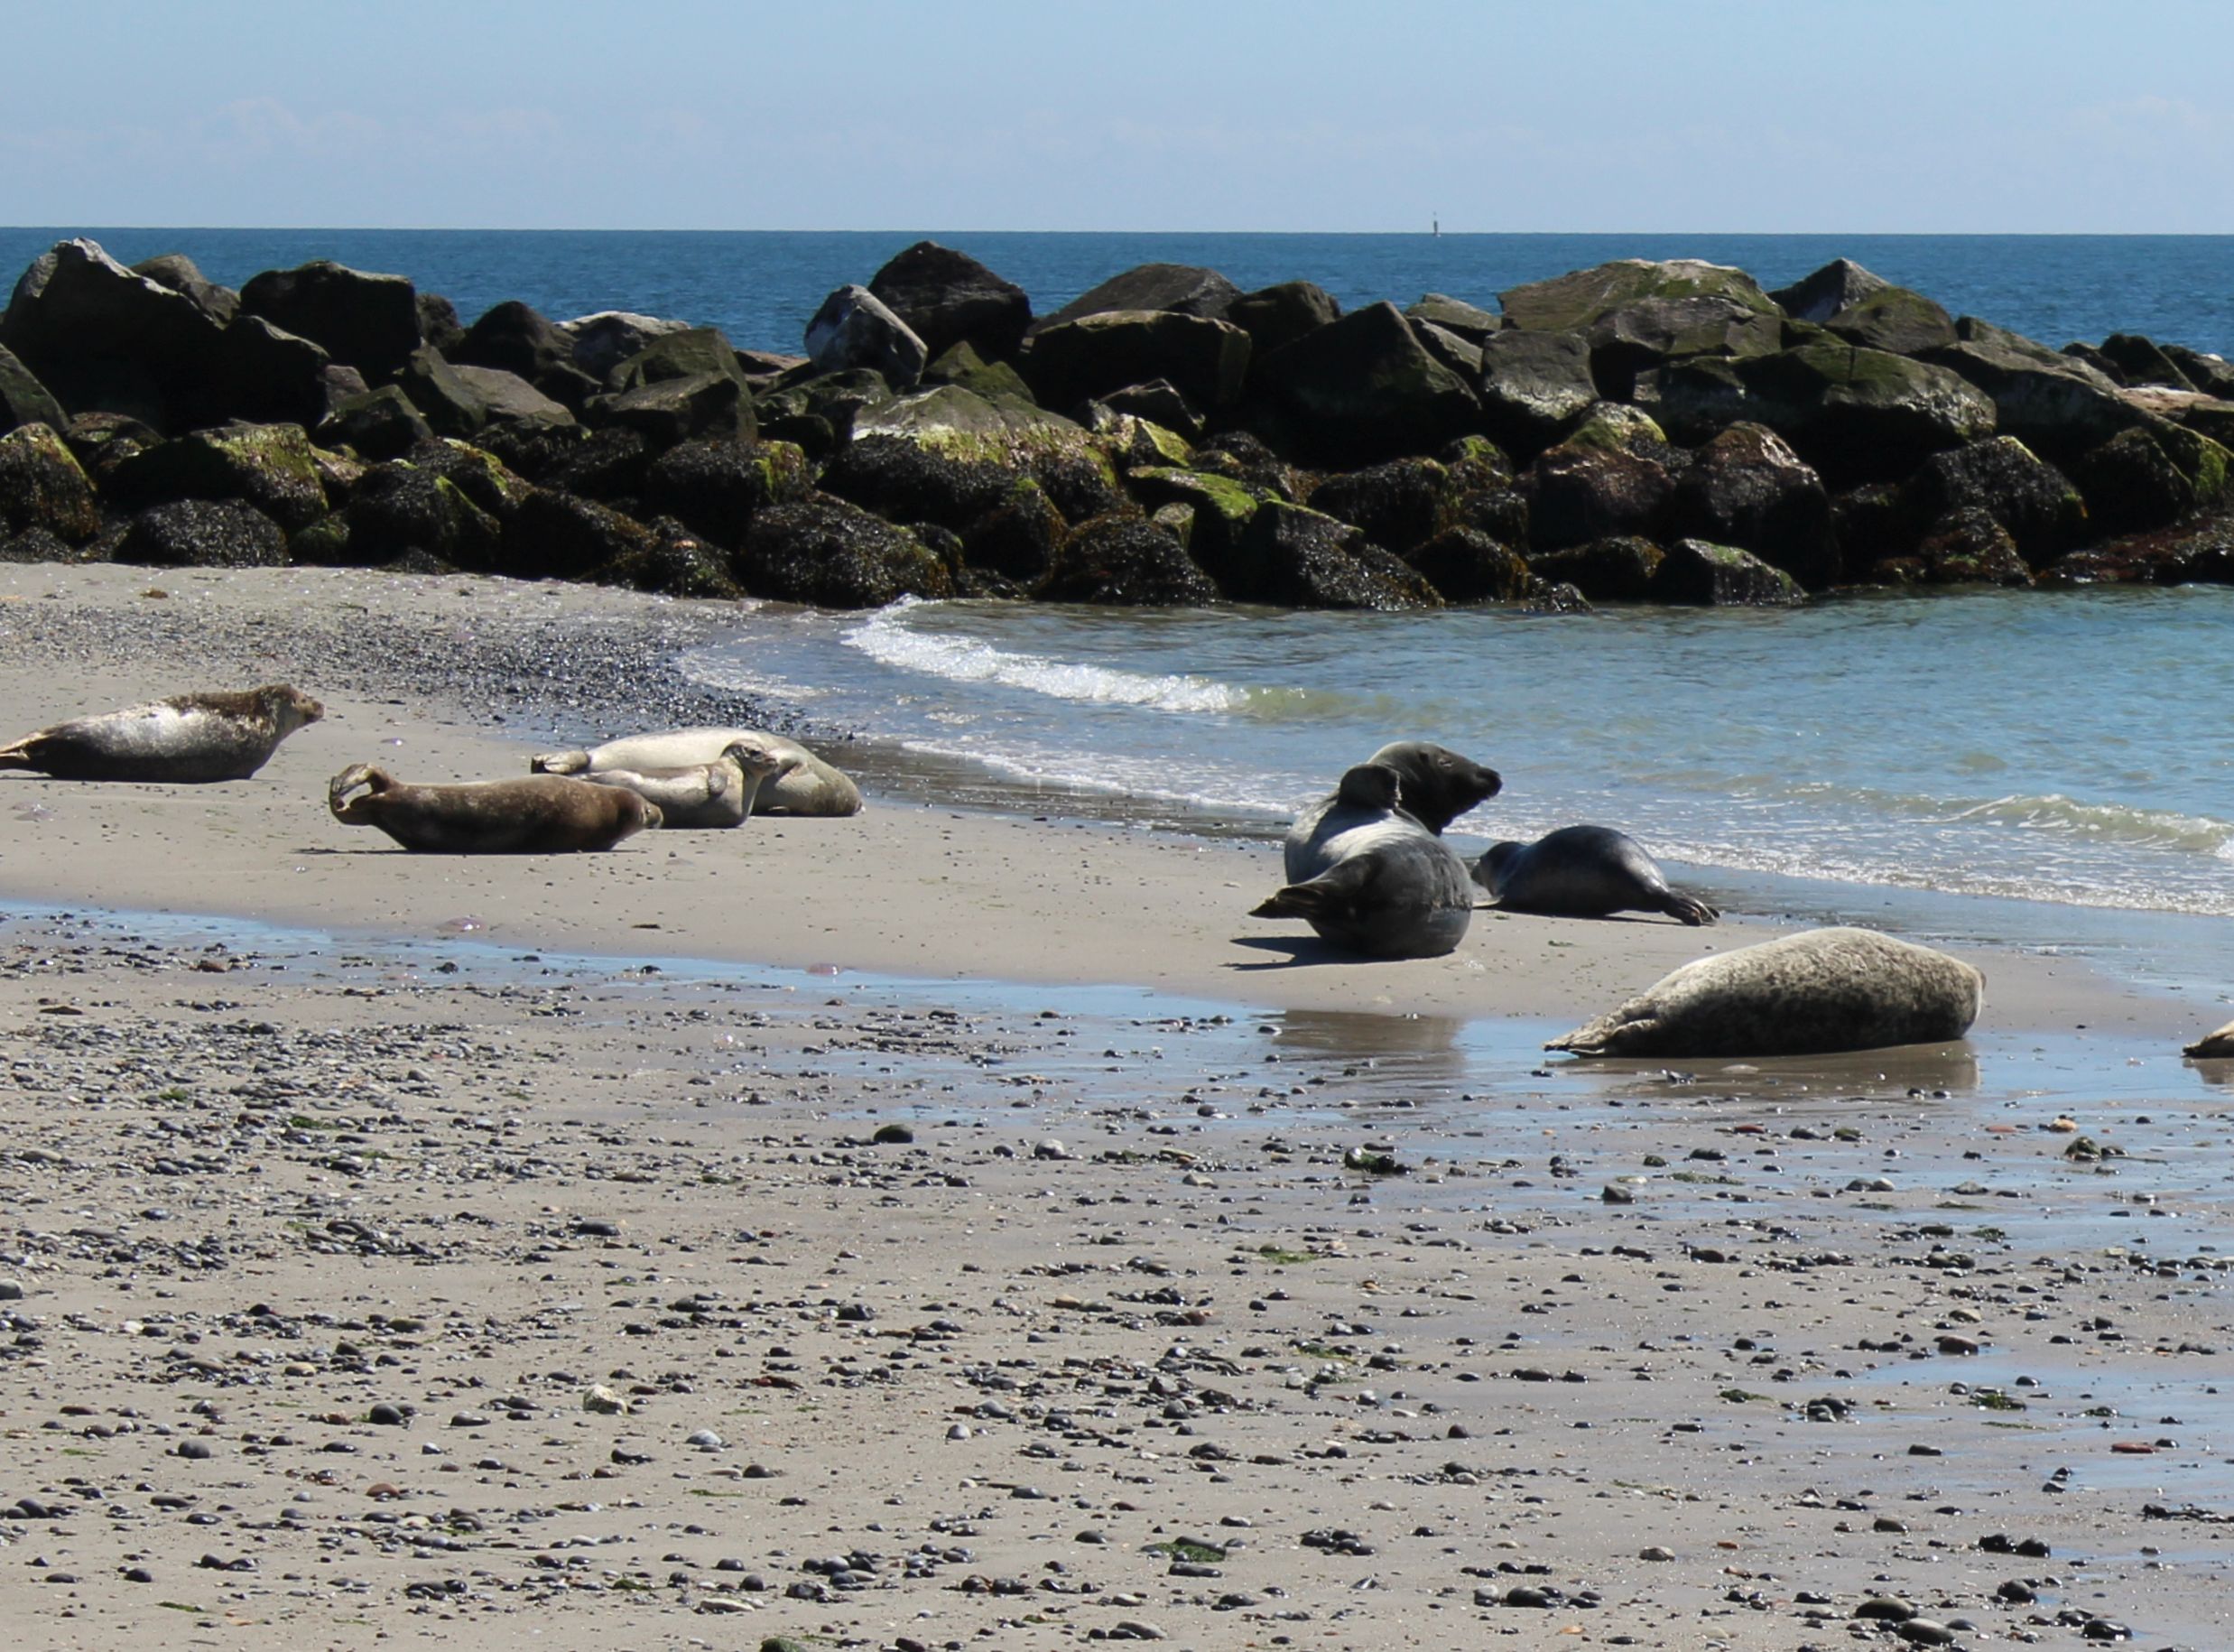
1228,933,1425,970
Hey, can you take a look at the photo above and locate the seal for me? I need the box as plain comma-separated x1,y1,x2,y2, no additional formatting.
2186,1019,2234,1059
532,727,862,817
1549,926,1983,1058
1473,825,1718,925
1254,762,1476,959
0,684,323,783
581,737,800,830
328,765,661,853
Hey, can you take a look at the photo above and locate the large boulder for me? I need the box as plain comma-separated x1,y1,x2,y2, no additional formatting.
0,344,66,434
116,498,289,568
1039,513,1218,605
1406,526,1533,602
1224,281,1339,357
1475,329,1599,457
1823,285,1957,357
2095,332,2193,390
1884,505,2032,586
206,315,331,429
453,301,602,409
1714,340,1998,483
1252,302,1479,466
959,478,1068,581
832,385,1124,524
754,367,893,457
1405,293,1502,343
238,259,420,378
416,292,467,356
2070,426,2199,536
640,438,814,549
1585,295,1784,400
343,460,502,566
1499,258,1778,334
1521,441,1675,552
608,327,755,394
1527,535,1664,602
1769,258,1891,323
106,422,329,534
598,515,742,599
1208,498,1441,609
131,254,238,328
451,366,579,432
0,422,101,542
1031,264,1241,334
922,340,1036,403
2039,515,2234,588
1024,309,1250,417
1308,456,1470,558
0,238,226,429
2164,344,2234,398
320,385,432,460
1669,422,1836,589
1924,318,2150,460
496,487,658,581
1896,436,2087,569
399,438,534,524
584,372,752,446
394,346,490,438
738,497,953,607
867,241,1032,363
1650,538,1804,606
559,311,694,382
806,284,929,388
1127,466,1266,574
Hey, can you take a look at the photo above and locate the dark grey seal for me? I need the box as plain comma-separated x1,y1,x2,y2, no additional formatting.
1473,824,1718,925
1549,927,1984,1058
328,765,660,853
0,684,323,783
1254,762,1476,959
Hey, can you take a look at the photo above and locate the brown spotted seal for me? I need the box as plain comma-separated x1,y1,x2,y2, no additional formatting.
0,684,323,783
328,765,660,853
1473,825,1718,925
581,737,799,829
1255,762,1477,959
532,727,861,817
1549,926,1982,1058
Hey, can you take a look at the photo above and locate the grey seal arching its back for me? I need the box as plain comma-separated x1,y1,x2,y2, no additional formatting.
1255,762,1477,959
328,766,660,853
1549,926,1982,1058
1474,825,1718,925
0,685,323,783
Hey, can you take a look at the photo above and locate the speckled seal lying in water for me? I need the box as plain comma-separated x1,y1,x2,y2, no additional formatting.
1255,762,1477,959
1549,926,1983,1057
532,727,861,817
0,684,323,782
328,765,661,853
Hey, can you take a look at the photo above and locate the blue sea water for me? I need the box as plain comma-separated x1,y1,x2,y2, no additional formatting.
3,227,2230,993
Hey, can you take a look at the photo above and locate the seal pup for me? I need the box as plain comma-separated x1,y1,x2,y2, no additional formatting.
1549,926,1983,1058
1283,742,1499,873
1255,762,1476,959
0,684,323,783
328,765,660,853
582,737,799,829
2186,1019,2234,1059
1473,825,1718,925
532,727,861,817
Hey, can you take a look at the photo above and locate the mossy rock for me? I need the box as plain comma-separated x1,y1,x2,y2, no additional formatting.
1407,526,1532,602
960,477,1067,581
404,438,536,522
599,516,743,599
116,498,289,568
1128,467,1265,571
288,511,356,566
837,385,1124,524
1903,506,2032,586
344,461,501,566
1040,512,1217,606
0,422,101,542
641,438,814,549
1896,436,2087,569
1498,259,1777,334
738,496,954,607
1521,443,1674,552
1526,535,1664,602
923,340,1035,403
1307,457,1461,557
1556,403,1671,458
1824,285,1957,357
1221,498,1442,610
107,422,329,533
1083,405,1195,472
1650,537,1803,606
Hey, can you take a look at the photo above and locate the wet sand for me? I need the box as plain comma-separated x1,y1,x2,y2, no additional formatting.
2,563,2231,1650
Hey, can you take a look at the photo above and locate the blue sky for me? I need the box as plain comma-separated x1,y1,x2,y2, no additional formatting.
6,0,2232,233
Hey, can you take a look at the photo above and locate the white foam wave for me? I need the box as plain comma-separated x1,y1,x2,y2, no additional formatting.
844,610,1245,715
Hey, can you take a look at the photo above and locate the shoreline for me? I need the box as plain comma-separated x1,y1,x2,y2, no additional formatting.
5,565,2234,1650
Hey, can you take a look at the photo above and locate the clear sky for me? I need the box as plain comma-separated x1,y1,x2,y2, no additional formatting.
5,0,2232,234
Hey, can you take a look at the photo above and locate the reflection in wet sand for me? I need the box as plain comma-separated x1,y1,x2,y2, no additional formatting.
1559,1040,1983,1104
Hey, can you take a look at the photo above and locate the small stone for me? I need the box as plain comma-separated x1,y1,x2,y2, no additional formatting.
1638,1545,1674,1561
582,1385,629,1415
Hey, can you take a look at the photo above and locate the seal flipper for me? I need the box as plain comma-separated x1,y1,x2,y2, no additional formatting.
1251,856,1380,925
0,738,39,771
1659,893,1720,926
530,749,590,774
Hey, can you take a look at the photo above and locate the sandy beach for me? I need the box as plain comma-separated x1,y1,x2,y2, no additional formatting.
3,564,2231,1650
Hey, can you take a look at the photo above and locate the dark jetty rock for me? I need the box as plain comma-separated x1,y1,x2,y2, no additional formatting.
4,237,2232,608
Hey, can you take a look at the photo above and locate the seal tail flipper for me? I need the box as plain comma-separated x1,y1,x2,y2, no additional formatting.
1661,893,1720,926
1252,858,1377,924
531,749,590,775
0,740,35,771
1546,1007,1660,1056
